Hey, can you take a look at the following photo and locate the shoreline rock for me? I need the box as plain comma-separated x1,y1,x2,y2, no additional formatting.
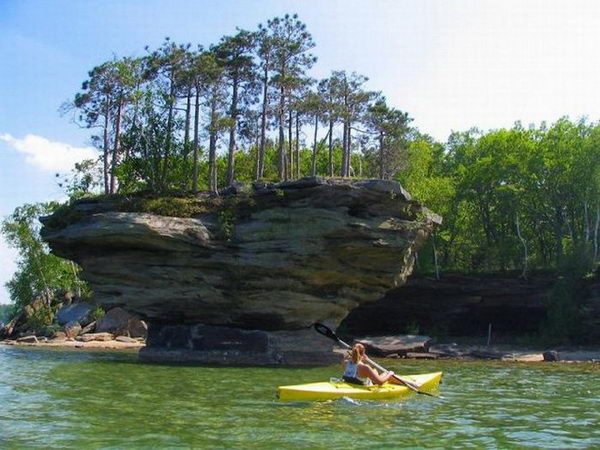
356,335,433,357
1,336,144,351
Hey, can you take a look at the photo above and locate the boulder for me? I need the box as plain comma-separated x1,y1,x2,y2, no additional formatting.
52,331,67,340
76,332,114,342
115,335,137,343
127,318,147,338
63,320,82,338
95,307,132,335
543,350,560,362
50,331,67,342
56,302,93,326
357,335,433,357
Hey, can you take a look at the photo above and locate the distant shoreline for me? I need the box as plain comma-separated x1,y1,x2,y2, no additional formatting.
3,339,599,363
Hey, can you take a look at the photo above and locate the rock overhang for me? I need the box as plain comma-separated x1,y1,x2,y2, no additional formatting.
41,178,441,365
41,178,441,330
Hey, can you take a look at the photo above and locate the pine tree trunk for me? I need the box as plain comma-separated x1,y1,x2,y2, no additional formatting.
257,62,269,181
288,109,293,179
346,123,352,177
127,80,140,161
278,84,286,180
295,113,301,179
161,78,176,190
379,133,384,180
227,77,239,186
328,119,333,177
209,133,218,193
102,99,111,195
109,97,123,194
208,96,218,194
183,86,192,159
192,87,201,194
311,114,318,177
341,121,348,177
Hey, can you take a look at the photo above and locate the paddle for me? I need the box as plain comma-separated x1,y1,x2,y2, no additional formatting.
314,322,440,398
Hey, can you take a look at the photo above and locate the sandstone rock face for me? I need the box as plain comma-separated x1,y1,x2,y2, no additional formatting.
41,178,440,365
342,273,552,337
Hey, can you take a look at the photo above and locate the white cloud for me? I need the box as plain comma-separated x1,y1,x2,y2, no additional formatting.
0,133,98,172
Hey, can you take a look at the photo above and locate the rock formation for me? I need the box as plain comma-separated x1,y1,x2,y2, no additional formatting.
41,178,440,365
341,273,552,336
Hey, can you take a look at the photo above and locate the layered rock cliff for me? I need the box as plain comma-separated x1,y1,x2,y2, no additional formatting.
41,178,440,365
342,273,551,336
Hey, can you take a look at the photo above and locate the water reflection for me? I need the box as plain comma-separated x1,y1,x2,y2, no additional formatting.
1,346,599,448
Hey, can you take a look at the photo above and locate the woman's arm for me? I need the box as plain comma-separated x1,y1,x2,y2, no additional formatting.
357,363,395,385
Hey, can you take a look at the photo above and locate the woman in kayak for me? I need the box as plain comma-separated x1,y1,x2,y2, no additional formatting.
343,343,399,385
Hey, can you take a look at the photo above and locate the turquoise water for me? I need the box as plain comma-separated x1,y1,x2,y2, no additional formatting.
0,346,599,449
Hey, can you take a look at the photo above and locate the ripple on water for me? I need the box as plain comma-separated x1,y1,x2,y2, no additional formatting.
1,347,599,448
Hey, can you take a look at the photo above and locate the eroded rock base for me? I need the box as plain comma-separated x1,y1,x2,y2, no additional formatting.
139,323,338,366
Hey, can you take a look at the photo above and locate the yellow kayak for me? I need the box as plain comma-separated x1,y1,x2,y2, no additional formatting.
278,371,443,402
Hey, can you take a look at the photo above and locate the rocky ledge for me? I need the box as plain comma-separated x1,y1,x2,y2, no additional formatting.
41,178,440,365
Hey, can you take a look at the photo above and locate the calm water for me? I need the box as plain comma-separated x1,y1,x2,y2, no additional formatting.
0,346,599,449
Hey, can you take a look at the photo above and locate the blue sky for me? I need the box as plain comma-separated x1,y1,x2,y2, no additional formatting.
2,0,600,303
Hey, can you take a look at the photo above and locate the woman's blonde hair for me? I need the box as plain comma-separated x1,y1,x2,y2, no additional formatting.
351,343,366,364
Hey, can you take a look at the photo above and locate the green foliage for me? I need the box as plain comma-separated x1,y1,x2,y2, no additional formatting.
89,305,106,322
132,197,207,217
0,304,16,324
540,243,596,344
1,203,90,309
24,303,54,332
56,159,104,200
42,203,85,230
400,119,600,276
40,323,61,337
218,209,236,240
